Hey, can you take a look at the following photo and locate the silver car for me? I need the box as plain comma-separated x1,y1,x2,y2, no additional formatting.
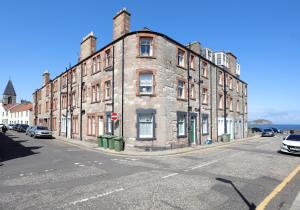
31,126,52,139
281,134,300,155
25,126,33,135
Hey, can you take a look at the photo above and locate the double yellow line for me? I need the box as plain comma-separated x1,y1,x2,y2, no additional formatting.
256,163,300,210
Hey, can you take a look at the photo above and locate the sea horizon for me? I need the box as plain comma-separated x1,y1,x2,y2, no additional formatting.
248,124,300,130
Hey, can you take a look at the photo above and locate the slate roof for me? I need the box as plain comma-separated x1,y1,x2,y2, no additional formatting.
3,80,16,96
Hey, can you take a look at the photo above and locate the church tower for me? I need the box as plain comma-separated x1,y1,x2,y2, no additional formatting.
2,80,16,105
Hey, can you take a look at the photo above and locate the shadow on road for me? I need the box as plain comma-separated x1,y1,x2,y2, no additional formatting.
216,177,256,210
0,132,41,165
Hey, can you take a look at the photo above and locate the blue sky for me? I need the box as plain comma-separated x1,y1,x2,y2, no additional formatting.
0,0,299,124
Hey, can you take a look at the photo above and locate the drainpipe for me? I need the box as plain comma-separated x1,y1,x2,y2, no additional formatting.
216,66,218,142
187,46,191,147
70,67,73,139
242,85,245,138
210,65,213,139
224,71,227,134
198,57,201,145
112,45,115,135
50,81,53,131
121,38,125,137
80,64,83,141
59,74,62,136
66,68,69,137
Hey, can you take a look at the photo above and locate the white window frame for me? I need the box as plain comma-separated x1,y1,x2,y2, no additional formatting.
140,37,153,56
139,73,153,94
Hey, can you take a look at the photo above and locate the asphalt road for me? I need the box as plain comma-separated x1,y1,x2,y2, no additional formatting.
0,131,299,210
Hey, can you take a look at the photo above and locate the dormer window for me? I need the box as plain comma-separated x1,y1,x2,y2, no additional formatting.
140,37,153,56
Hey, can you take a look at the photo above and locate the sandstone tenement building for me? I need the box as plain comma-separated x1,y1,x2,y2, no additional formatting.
32,8,248,150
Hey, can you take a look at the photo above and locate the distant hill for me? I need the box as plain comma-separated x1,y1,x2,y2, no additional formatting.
249,119,273,125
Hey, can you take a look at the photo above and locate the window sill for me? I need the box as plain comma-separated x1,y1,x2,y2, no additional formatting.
190,67,196,71
87,134,97,137
190,97,196,100
103,98,112,101
202,133,209,136
104,66,112,71
202,75,209,79
91,101,101,104
202,102,208,105
91,70,101,76
136,55,156,59
176,65,187,70
177,98,187,101
218,108,224,110
136,137,156,141
177,135,187,138
137,93,156,97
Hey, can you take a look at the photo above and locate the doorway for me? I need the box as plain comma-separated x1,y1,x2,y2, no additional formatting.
98,116,104,136
189,114,197,144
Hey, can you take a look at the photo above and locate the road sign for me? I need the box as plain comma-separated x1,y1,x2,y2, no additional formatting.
111,112,118,121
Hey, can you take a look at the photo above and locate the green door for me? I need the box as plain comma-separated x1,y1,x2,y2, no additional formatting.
189,116,196,144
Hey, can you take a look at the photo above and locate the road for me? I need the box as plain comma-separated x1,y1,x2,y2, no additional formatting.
0,131,299,210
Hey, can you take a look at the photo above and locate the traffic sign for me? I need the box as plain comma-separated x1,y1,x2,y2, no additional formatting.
111,112,118,121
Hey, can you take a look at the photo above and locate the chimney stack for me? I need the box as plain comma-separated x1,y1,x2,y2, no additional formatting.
80,32,97,61
113,8,131,40
226,52,237,75
43,69,50,86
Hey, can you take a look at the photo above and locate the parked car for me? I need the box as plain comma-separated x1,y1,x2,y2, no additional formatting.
19,124,29,132
280,134,300,155
261,129,275,137
31,126,52,139
13,124,21,131
0,123,4,129
252,127,262,132
8,124,14,130
25,126,33,135
271,127,282,133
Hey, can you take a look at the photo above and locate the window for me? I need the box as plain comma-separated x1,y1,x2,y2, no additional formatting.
38,104,41,114
177,112,186,137
229,77,233,89
229,97,233,111
91,84,100,102
62,74,67,87
139,73,153,94
202,114,209,135
217,54,221,65
53,98,57,111
177,80,185,99
61,116,66,132
92,57,97,74
46,101,49,112
97,55,101,71
245,103,248,114
62,95,67,109
72,69,76,83
190,84,195,99
136,109,156,140
236,100,240,112
88,115,96,136
218,94,224,109
140,37,153,56
236,81,240,93
106,112,112,134
52,117,56,131
72,116,78,134
178,49,185,67
202,62,208,78
202,88,208,104
218,71,223,85
105,49,111,68
245,86,247,96
82,86,87,102
72,91,76,107
105,80,111,99
82,63,87,76
53,80,58,92
190,54,195,69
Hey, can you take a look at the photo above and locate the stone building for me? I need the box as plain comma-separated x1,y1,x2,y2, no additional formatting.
32,8,248,150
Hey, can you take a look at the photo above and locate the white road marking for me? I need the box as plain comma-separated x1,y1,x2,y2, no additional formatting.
187,160,219,171
70,188,124,205
20,173,24,177
111,158,119,161
98,163,103,165
161,173,179,179
94,161,98,163
79,165,85,167
45,169,49,172
74,163,80,165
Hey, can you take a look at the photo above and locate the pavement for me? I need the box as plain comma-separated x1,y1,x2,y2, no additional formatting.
0,130,299,210
56,134,260,157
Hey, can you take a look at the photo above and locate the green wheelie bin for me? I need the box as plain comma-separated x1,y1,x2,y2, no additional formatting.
102,135,109,149
97,135,103,147
114,137,124,152
107,135,115,150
